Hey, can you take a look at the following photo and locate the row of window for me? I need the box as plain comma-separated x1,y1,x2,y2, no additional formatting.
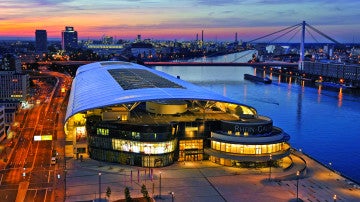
112,139,176,154
88,135,176,155
89,147,174,167
95,127,173,141
211,140,285,155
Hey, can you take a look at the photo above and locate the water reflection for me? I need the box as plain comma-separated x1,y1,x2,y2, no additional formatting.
316,84,344,107
317,85,322,103
153,50,360,183
338,88,343,107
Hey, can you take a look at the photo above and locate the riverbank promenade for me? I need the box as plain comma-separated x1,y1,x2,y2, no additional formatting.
64,150,360,202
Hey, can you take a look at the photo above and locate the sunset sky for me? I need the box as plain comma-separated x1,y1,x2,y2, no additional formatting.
1,0,359,43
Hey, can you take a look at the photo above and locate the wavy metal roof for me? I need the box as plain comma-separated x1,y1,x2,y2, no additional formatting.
65,61,253,121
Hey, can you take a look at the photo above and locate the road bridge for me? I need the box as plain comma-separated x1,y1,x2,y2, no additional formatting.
143,61,298,67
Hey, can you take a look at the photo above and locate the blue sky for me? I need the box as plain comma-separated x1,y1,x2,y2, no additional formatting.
1,0,359,42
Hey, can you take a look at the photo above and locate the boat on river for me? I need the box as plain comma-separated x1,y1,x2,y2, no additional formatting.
315,80,358,89
244,74,272,84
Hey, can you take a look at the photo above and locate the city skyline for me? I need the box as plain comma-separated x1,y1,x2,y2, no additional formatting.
0,0,359,43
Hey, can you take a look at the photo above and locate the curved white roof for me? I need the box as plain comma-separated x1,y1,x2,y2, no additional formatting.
65,61,255,121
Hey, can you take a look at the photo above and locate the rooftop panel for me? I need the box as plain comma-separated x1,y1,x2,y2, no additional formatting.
108,69,185,90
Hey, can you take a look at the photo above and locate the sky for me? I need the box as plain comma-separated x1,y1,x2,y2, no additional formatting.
1,0,359,43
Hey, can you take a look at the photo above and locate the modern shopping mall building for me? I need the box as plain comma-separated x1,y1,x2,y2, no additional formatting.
64,61,291,168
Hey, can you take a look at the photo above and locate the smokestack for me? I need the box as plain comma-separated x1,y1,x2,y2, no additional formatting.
201,30,204,42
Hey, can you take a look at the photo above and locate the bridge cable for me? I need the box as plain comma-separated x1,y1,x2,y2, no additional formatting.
305,23,341,44
231,49,255,62
305,27,319,43
268,25,301,44
247,23,302,43
286,26,301,43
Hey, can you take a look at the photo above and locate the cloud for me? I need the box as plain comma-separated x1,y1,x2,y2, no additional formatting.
196,0,244,6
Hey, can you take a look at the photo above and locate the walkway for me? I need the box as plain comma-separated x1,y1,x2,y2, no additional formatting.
64,152,360,202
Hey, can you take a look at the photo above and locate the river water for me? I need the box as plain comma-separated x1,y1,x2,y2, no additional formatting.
153,50,360,183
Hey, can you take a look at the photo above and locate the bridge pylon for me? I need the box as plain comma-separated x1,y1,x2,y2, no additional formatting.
299,21,306,71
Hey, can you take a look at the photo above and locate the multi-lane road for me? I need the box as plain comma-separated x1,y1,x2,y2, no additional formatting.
0,69,71,202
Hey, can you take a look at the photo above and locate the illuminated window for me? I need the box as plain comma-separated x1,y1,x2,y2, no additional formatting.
121,114,128,121
221,143,226,151
97,128,109,136
111,139,176,154
215,142,220,150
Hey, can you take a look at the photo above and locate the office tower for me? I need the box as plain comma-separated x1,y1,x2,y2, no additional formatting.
61,26,78,51
0,54,22,73
235,32,238,43
35,30,47,52
136,34,142,42
0,72,29,101
0,54,29,101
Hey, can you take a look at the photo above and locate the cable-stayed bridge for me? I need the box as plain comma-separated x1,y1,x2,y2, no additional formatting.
43,21,360,84
144,21,360,84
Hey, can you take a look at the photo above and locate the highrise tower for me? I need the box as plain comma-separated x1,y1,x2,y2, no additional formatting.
35,30,47,52
61,26,78,51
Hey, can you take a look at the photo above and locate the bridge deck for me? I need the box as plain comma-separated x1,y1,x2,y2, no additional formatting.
144,61,298,67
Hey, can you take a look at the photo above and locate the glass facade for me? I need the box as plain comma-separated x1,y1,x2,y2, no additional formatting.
211,140,285,155
178,139,204,161
88,135,176,167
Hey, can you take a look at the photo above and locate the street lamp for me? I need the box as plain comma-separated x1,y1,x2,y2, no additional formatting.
145,145,151,178
329,162,332,176
333,194,337,202
64,169,67,199
269,154,272,181
159,172,162,199
22,167,26,179
296,170,300,201
99,172,102,200
170,191,174,202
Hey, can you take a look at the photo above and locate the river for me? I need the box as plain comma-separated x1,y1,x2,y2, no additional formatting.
153,50,360,183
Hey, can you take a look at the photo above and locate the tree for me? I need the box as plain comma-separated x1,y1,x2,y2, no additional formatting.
141,184,150,201
124,187,132,202
106,186,111,200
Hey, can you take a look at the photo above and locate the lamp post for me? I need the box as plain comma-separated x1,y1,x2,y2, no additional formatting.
170,191,174,202
64,169,67,199
22,167,26,179
296,170,300,201
99,172,102,200
145,145,151,178
329,162,332,176
269,154,272,181
159,172,162,199
333,194,337,202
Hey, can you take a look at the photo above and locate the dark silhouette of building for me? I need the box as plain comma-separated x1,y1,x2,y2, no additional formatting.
61,26,78,51
35,30,47,52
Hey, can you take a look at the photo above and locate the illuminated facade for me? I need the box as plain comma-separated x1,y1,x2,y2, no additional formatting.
64,61,291,168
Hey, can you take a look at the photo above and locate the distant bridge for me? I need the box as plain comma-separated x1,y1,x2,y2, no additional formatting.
143,61,298,67
38,60,298,68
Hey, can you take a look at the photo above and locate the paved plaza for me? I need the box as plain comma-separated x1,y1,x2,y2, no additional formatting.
63,151,360,202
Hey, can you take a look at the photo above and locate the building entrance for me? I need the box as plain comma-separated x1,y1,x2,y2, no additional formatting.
185,154,198,161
